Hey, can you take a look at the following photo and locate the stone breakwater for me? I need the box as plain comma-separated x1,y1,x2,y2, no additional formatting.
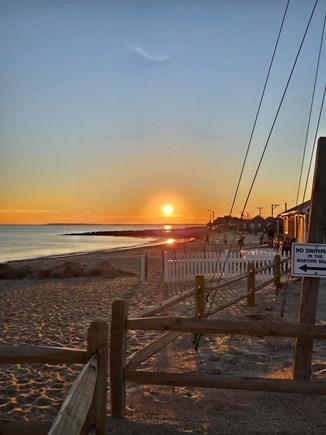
63,227,205,239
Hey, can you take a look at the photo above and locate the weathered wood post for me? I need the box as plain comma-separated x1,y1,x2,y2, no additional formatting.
85,320,109,435
163,252,169,283
195,275,206,318
294,137,326,380
161,250,165,274
110,300,129,418
247,262,256,306
193,275,206,351
140,254,148,282
273,254,281,293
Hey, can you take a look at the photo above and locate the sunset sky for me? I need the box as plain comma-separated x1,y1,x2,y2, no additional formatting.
1,0,325,225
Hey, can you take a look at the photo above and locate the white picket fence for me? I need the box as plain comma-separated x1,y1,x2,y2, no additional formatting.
163,249,290,283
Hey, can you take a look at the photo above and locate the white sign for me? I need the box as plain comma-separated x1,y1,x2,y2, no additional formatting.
292,243,326,277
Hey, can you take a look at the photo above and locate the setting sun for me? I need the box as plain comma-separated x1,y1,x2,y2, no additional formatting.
162,204,174,216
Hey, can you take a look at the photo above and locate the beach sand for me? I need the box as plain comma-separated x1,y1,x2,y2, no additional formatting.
0,229,325,434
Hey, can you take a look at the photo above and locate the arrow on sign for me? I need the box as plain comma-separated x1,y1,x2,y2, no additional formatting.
299,264,326,272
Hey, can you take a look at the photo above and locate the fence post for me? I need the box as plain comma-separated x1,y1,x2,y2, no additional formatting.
110,300,129,418
85,320,109,435
140,254,148,282
163,252,169,283
195,275,206,318
247,262,256,306
274,254,281,293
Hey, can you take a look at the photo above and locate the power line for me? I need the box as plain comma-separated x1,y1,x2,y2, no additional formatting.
201,0,319,344
301,83,326,205
229,0,290,217
240,0,318,218
295,13,326,206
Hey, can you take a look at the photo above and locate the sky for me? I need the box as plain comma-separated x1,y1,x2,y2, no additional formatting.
1,0,326,225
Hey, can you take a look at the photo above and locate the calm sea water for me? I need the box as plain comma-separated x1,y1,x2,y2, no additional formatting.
0,224,190,263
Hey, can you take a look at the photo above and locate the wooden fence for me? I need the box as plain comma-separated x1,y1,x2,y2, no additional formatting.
0,320,108,435
163,249,289,283
109,256,326,418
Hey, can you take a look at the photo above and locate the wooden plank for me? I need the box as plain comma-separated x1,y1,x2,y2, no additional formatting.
247,262,255,306
126,331,182,370
274,254,281,288
0,420,52,435
126,317,326,339
135,288,196,318
294,137,326,380
255,277,276,292
208,291,250,316
0,344,87,364
125,370,326,395
110,300,129,418
209,270,250,289
48,354,98,435
195,275,206,318
85,320,109,435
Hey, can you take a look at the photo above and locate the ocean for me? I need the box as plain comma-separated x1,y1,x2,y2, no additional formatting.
0,224,193,263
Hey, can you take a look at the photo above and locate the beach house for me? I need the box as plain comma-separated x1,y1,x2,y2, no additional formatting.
279,200,311,243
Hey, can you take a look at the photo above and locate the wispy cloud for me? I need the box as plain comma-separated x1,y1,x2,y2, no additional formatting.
131,45,170,62
0,209,60,214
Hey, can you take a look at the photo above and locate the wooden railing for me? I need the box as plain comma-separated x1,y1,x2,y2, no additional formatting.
109,255,326,418
0,320,108,435
110,299,326,418
120,255,289,374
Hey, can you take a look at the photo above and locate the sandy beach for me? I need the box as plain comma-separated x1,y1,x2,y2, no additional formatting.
0,229,325,434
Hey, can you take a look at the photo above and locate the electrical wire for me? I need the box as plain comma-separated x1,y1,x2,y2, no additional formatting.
229,0,290,217
241,0,318,219
295,14,326,207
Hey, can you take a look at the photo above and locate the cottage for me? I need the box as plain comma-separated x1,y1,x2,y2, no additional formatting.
241,215,266,233
279,200,310,243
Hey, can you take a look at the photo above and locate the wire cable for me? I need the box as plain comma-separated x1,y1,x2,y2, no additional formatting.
295,13,326,207
301,83,326,205
194,0,319,351
229,0,290,217
240,0,318,219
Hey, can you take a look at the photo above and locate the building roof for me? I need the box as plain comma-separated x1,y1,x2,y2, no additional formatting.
250,215,266,224
280,200,311,216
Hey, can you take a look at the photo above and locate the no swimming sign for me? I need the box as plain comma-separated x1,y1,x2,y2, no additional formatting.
292,243,326,277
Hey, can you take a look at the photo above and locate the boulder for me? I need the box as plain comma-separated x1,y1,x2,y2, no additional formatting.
48,270,66,279
0,264,13,279
50,261,84,278
84,260,134,278
30,269,51,280
1,266,31,280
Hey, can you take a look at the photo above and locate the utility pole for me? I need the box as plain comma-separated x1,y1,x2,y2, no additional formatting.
208,209,215,222
257,206,263,217
271,204,280,218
